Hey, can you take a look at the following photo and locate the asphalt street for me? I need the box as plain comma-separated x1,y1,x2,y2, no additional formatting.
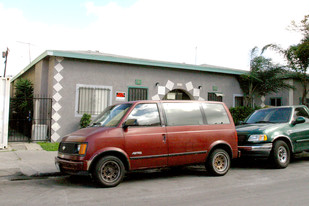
1,155,309,206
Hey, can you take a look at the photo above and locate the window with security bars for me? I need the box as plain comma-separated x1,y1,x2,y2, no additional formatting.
208,92,223,102
77,86,111,115
128,87,148,101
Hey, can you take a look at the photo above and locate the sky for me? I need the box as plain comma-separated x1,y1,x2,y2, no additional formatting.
0,0,308,77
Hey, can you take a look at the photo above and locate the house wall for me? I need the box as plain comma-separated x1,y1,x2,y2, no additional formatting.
50,57,242,141
293,80,309,105
256,79,309,107
34,59,50,96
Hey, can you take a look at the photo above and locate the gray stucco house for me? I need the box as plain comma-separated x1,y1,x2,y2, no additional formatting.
10,50,305,142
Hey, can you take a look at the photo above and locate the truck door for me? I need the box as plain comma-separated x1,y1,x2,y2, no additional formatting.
290,106,309,152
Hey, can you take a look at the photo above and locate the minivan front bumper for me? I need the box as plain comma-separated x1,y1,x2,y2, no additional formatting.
55,157,89,175
238,143,273,157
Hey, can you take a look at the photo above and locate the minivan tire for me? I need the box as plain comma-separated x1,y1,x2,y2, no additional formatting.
270,140,290,169
206,149,230,176
93,156,125,187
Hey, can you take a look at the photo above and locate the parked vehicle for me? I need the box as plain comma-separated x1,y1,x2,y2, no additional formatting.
237,105,309,168
55,100,239,187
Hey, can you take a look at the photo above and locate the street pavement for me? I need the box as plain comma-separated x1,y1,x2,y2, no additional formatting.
0,143,59,179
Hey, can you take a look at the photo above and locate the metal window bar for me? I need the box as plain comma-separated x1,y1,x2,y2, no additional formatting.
78,87,111,115
129,88,147,101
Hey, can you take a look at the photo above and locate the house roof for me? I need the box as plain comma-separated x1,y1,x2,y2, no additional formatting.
11,50,247,81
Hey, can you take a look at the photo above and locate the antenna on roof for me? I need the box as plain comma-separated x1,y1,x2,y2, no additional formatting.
17,41,35,63
195,46,198,65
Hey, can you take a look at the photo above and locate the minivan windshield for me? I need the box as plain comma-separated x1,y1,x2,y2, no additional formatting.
90,103,132,127
245,107,292,124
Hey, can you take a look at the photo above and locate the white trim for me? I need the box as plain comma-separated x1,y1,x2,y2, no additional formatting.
288,79,294,106
233,94,243,107
75,84,113,117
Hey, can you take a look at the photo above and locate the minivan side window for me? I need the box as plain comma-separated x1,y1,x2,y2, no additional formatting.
163,103,204,126
126,103,161,126
203,103,230,125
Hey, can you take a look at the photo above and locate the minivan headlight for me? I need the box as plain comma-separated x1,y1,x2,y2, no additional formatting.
248,134,268,142
58,142,88,155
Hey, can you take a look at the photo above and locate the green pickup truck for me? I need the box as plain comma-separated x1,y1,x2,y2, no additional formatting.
237,105,309,168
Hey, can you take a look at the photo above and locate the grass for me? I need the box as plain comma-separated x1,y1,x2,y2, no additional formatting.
37,142,59,151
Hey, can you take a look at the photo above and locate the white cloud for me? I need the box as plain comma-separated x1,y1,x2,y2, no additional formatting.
0,0,308,76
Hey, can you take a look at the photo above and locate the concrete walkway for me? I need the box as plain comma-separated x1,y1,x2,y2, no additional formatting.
0,143,59,179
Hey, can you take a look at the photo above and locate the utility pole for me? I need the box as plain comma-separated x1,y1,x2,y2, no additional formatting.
2,47,9,77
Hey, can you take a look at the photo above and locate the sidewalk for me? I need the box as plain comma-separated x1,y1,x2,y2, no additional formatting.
0,143,60,179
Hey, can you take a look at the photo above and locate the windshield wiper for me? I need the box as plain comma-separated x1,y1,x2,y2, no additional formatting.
92,122,102,126
254,121,273,123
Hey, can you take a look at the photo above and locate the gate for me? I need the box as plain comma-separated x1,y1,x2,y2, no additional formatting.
9,97,52,142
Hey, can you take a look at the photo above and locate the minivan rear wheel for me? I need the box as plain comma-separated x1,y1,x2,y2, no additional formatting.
206,149,230,176
93,156,125,187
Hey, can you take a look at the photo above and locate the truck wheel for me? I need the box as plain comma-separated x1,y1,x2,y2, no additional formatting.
270,140,290,169
93,156,125,187
206,149,230,176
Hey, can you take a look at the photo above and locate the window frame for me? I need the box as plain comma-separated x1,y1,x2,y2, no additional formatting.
75,84,113,117
270,97,282,106
233,94,244,107
208,92,223,102
128,86,148,101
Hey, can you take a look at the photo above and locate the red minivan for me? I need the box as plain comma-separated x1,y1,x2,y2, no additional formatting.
55,100,238,187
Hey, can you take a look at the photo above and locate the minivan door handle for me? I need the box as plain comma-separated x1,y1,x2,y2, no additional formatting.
162,134,167,144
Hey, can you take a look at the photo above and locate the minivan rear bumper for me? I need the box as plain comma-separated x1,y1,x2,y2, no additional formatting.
238,143,272,157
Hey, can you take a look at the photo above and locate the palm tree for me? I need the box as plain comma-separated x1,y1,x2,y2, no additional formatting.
238,47,292,107
262,14,309,105
262,38,309,105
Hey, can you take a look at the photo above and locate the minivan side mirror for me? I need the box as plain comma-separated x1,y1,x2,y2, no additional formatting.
238,121,244,125
292,116,306,126
122,119,138,129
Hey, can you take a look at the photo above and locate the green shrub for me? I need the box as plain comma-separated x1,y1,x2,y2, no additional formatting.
37,142,59,151
80,113,92,128
229,106,260,125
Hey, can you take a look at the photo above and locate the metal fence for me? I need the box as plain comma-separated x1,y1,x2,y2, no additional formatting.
9,97,52,142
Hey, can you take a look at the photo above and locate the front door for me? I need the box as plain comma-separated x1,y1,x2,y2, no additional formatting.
124,103,168,169
290,107,309,152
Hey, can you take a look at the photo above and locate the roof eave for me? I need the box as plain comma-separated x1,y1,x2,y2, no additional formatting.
11,50,247,82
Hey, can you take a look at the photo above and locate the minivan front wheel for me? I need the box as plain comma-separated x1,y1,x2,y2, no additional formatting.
270,140,290,169
93,156,125,187
206,149,230,176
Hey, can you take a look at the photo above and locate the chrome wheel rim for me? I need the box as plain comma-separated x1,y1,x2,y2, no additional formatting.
278,146,287,163
213,153,228,172
100,161,121,183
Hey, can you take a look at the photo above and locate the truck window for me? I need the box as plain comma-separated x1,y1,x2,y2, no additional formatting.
126,103,161,126
163,102,203,126
203,103,230,125
294,107,309,119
